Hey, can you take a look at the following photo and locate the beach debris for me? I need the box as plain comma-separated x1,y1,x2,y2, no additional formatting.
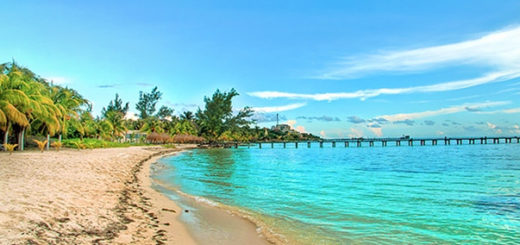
161,208,176,213
184,210,189,213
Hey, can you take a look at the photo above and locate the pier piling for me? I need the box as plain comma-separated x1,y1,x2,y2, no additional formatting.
345,141,349,147
332,141,336,148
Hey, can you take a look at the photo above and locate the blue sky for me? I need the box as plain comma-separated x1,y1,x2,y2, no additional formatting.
2,0,520,138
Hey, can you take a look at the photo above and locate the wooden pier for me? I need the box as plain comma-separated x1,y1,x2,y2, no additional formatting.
233,136,520,148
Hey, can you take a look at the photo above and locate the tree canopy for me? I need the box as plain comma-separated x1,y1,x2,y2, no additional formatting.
195,88,253,142
135,86,162,119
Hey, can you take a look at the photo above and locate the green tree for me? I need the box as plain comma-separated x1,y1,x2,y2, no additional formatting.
180,111,194,121
0,63,31,147
101,93,129,116
50,85,88,142
156,105,174,120
195,89,253,142
136,86,162,119
102,94,129,140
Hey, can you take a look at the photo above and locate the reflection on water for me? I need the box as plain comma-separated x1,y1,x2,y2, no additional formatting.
155,144,520,244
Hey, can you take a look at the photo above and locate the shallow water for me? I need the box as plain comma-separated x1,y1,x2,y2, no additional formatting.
154,143,520,244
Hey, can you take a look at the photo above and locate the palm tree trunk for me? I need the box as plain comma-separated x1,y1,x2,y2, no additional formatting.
18,127,25,151
3,130,8,149
46,134,50,150
59,134,62,143
3,122,11,149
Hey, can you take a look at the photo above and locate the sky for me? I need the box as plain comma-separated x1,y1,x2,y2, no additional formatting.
1,0,520,138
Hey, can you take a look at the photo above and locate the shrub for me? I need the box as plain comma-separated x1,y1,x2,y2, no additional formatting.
2,144,18,155
51,141,63,151
33,140,48,153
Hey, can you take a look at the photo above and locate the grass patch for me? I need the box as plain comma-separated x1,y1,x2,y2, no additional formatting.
62,138,149,149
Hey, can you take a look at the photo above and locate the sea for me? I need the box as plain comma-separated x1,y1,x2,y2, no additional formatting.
152,142,520,244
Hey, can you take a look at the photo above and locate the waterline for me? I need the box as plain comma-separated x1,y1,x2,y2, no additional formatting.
153,144,520,244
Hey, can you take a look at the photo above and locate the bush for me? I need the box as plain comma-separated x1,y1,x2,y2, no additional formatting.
62,138,147,149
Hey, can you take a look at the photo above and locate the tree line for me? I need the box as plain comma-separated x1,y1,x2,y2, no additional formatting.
1,61,319,151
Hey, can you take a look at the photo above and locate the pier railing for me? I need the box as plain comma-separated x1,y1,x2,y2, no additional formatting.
230,136,520,148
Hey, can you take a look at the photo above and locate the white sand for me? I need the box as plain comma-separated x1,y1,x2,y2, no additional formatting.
0,146,197,244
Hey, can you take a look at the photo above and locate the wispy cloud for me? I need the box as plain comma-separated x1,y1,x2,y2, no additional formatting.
377,101,509,122
252,103,306,113
297,115,341,122
97,84,120,88
251,113,287,123
318,26,520,79
250,26,520,101
249,70,520,101
474,107,520,114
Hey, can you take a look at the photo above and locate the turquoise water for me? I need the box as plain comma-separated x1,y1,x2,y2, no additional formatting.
154,143,520,244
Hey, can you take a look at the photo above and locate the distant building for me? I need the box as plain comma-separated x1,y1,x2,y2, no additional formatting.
271,124,292,133
124,130,147,142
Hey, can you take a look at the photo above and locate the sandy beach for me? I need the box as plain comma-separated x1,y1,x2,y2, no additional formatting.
0,145,197,244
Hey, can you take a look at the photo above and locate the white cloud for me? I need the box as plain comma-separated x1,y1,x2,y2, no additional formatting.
124,111,139,121
249,26,520,101
348,128,363,138
486,122,504,134
318,26,520,79
286,120,296,129
475,107,520,114
319,130,326,137
45,76,70,85
248,70,520,101
252,103,306,113
376,101,509,122
487,122,497,129
368,127,383,137
295,125,306,133
513,125,520,134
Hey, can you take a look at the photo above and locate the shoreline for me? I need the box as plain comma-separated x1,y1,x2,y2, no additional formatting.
0,145,276,244
149,150,279,245
137,146,198,244
0,146,198,244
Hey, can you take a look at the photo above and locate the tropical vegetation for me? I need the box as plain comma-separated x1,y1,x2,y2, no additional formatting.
0,61,320,152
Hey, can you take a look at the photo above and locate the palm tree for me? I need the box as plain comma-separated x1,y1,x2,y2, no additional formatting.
0,63,31,149
50,86,88,142
180,111,194,121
